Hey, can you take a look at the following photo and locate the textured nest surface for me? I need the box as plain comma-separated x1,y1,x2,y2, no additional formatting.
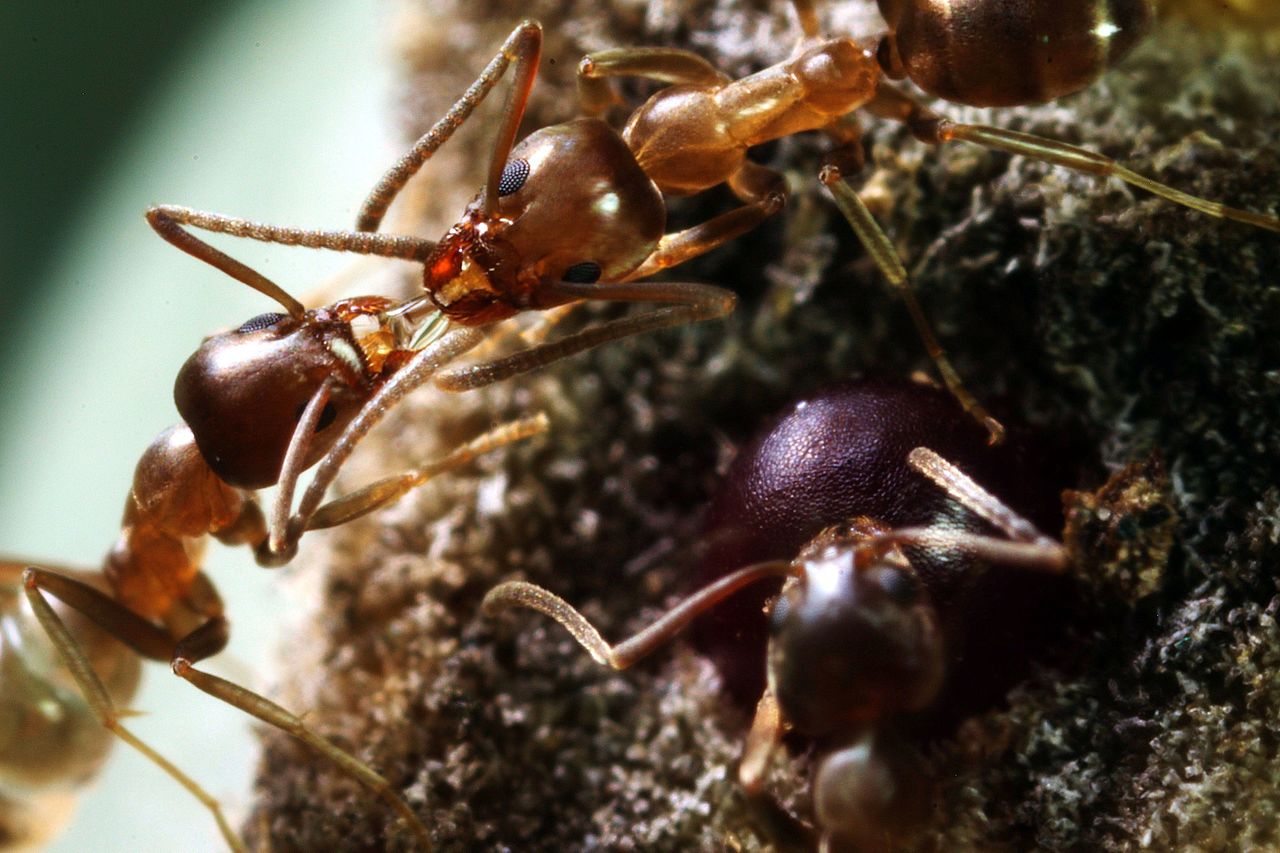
246,2,1280,850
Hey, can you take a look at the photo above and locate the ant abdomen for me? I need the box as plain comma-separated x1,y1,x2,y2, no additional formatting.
699,378,1073,719
876,0,1154,107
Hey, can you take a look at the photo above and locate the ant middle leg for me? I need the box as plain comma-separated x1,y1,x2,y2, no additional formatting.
868,84,1280,233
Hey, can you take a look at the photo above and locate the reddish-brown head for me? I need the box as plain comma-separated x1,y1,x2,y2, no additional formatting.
174,310,375,490
422,118,665,325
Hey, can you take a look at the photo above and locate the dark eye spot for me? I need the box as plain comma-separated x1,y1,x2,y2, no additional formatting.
878,568,919,606
768,592,791,634
293,401,339,432
498,158,530,196
237,312,287,333
562,261,602,283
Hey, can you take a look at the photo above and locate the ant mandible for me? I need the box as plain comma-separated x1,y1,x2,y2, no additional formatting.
483,383,1070,850
2,273,549,850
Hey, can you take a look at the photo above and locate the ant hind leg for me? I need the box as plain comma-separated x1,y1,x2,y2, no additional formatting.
21,568,246,853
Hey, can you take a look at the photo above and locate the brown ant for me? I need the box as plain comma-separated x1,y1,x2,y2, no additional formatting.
2,279,549,850
142,1,1278,451
483,379,1072,850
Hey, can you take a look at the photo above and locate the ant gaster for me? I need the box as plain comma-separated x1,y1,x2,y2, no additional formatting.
142,4,1277,448
484,451,1068,849
2,277,548,851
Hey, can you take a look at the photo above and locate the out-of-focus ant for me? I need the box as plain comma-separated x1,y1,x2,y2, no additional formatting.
144,1,1279,449
1,273,549,850
483,378,1076,849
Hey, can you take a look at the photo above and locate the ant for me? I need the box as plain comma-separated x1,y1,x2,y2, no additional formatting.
2,273,550,850
141,1,1279,451
483,378,1074,850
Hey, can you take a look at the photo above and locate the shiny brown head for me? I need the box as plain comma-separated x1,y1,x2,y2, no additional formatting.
422,118,666,325
174,310,375,489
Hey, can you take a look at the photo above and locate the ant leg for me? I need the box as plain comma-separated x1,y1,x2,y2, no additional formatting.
818,163,1005,445
739,687,784,794
303,411,550,531
625,161,788,281
739,688,815,851
358,21,543,231
256,327,488,565
433,280,736,392
870,84,1280,232
789,0,822,39
576,47,729,116
169,620,433,849
20,568,245,853
907,447,1061,546
482,560,795,669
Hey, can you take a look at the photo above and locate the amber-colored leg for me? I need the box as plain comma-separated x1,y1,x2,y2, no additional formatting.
357,21,543,231
739,688,814,851
21,568,245,853
869,84,1280,233
432,280,736,393
625,161,789,281
303,411,549,531
168,621,433,850
819,164,1005,444
576,47,729,116
482,559,794,669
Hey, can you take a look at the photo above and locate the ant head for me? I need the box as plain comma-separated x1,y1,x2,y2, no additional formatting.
768,521,944,737
421,118,665,323
174,309,374,489
812,728,932,849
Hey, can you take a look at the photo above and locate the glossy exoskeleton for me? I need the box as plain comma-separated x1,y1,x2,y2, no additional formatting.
484,379,1073,850
3,278,547,851
142,3,1278,448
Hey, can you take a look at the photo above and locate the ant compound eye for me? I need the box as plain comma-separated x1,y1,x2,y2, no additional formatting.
236,312,287,334
768,591,791,635
498,158,531,196
562,261,602,284
877,568,919,606
294,401,339,433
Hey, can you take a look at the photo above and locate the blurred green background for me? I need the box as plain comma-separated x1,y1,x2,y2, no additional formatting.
1,2,400,850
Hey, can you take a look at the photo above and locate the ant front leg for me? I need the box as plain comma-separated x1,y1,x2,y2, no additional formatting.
255,325,547,563
867,84,1280,233
739,686,816,851
20,568,245,852
432,280,736,393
